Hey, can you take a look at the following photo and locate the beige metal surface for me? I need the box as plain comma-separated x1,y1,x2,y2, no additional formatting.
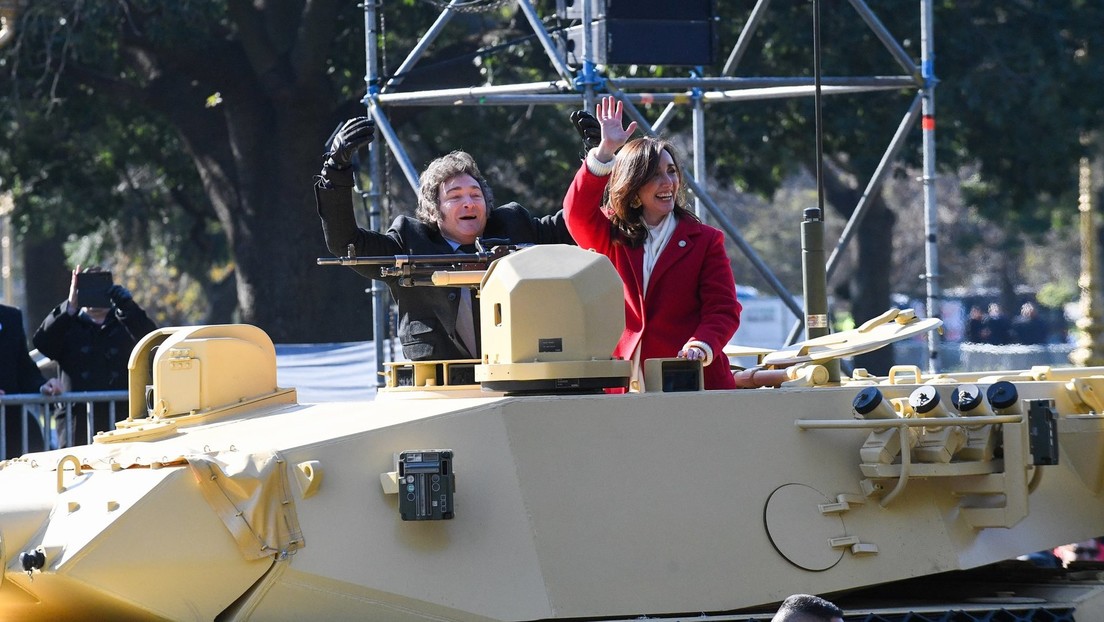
763,308,941,367
4,361,1104,620
478,244,625,366
2,245,1104,620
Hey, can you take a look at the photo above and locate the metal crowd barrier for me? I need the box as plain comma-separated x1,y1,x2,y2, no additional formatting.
892,340,1076,372
0,390,129,460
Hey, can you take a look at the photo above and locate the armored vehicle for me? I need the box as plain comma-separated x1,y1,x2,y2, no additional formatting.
1,244,1104,621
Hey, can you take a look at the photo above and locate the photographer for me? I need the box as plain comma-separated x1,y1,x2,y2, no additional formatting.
33,266,157,446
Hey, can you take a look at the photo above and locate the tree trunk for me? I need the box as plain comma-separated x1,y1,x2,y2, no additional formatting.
215,93,375,344
22,231,68,336
134,3,374,343
820,161,897,375
849,201,896,375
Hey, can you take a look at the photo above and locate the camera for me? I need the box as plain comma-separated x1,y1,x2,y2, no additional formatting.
76,271,113,308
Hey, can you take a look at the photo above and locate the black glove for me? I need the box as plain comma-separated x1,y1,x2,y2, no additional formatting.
107,284,133,306
570,110,602,154
324,117,375,169
319,117,375,189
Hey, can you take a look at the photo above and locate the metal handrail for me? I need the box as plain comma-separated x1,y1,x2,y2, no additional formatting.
0,390,130,460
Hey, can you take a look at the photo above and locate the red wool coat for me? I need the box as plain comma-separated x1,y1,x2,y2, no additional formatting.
564,162,742,390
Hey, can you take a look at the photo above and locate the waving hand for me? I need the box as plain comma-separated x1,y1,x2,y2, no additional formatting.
594,96,638,163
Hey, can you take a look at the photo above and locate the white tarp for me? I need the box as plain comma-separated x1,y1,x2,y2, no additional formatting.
274,341,387,403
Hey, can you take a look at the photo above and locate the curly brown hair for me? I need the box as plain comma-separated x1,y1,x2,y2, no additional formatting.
606,137,698,247
415,151,495,228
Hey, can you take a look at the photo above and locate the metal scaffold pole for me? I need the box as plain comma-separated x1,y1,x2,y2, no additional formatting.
364,0,387,386
920,0,941,373
692,89,706,222
360,0,937,376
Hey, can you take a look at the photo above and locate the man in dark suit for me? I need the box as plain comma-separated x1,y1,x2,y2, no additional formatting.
0,304,61,458
315,117,575,361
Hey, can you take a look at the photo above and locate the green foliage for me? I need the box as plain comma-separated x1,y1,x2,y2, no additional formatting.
370,2,591,216
935,2,1104,227
1036,279,1078,310
0,0,1100,339
0,1,231,322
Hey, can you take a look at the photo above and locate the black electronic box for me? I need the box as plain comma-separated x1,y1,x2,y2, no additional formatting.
398,450,455,520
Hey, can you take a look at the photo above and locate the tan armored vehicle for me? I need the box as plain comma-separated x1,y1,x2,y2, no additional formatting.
1,244,1104,621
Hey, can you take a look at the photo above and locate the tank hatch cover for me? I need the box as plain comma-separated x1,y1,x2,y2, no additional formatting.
763,308,941,367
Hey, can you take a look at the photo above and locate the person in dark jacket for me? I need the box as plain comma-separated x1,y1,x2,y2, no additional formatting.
1011,302,1048,345
0,304,61,458
964,305,987,343
315,117,576,361
983,302,1011,345
33,266,157,446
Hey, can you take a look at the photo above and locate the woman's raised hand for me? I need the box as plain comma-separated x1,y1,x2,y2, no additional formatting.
595,95,637,162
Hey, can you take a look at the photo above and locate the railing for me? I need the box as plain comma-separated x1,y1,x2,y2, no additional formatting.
894,341,1076,372
0,390,129,460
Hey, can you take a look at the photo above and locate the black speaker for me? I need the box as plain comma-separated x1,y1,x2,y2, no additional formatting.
606,19,715,66
558,20,716,66
605,0,713,21
557,0,713,21
555,0,716,66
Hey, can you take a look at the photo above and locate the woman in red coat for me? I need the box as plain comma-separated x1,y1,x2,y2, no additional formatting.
564,96,741,390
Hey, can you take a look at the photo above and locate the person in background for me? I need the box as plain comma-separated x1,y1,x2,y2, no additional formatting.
964,305,987,343
563,96,741,391
771,593,845,622
1011,301,1048,345
983,302,1011,345
315,117,576,362
33,266,157,446
0,304,61,458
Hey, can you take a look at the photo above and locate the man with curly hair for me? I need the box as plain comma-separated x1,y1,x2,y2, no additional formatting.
315,117,574,361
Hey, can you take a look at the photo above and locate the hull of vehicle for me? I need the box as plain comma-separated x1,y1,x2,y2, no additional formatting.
2,371,1104,621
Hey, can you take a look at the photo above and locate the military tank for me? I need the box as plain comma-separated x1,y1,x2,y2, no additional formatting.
1,243,1104,621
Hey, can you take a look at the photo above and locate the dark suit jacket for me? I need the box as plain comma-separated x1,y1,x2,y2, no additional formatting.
0,304,47,457
0,305,46,394
316,182,575,361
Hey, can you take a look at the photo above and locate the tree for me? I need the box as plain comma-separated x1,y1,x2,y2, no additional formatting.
1,0,589,342
704,1,1104,371
3,0,1101,362
1,1,375,342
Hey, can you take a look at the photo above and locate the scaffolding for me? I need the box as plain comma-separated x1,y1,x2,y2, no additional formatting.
356,0,940,379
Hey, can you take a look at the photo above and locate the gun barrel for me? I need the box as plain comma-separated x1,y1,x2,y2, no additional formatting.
431,271,485,286
316,253,488,267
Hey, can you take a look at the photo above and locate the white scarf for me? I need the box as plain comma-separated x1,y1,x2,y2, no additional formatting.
629,212,678,392
642,212,677,295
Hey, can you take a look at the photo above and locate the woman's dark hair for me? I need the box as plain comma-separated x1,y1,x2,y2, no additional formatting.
606,136,697,247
